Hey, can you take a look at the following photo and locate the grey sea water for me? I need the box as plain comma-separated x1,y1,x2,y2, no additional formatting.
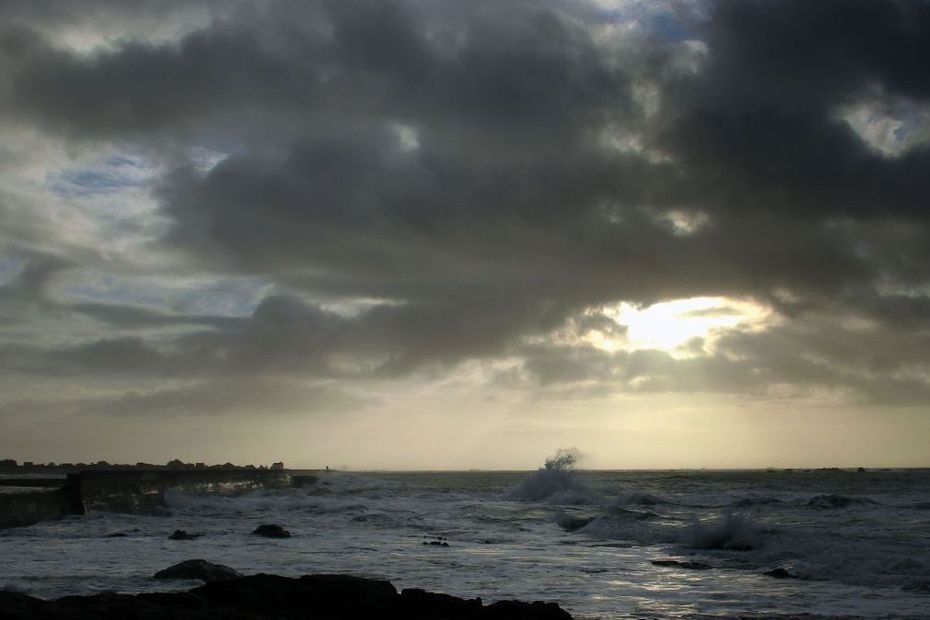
2,465,930,618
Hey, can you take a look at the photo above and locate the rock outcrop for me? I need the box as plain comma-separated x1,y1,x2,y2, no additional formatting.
252,523,290,538
0,571,573,619
153,559,243,583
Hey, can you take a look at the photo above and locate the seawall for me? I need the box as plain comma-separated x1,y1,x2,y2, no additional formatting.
0,469,311,528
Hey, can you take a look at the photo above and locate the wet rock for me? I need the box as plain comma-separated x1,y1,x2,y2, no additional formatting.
423,540,450,547
651,559,712,570
0,591,44,616
153,559,243,583
252,523,290,538
484,599,574,619
299,574,398,600
400,588,483,616
168,529,200,540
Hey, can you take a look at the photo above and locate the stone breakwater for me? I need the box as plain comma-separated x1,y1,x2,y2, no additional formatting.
0,469,310,527
0,485,80,528
0,572,573,619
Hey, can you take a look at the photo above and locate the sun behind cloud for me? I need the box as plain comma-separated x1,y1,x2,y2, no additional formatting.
587,297,774,354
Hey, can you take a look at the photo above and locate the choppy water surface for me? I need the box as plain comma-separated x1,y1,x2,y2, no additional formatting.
3,465,930,619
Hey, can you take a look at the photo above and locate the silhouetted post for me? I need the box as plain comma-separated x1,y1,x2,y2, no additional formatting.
64,473,86,515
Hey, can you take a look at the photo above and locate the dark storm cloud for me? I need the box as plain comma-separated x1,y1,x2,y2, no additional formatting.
2,0,930,408
657,0,930,220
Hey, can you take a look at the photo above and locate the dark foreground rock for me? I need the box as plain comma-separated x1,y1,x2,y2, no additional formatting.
0,572,573,619
153,559,243,582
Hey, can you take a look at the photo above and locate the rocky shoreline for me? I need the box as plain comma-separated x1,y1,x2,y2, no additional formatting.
0,564,573,619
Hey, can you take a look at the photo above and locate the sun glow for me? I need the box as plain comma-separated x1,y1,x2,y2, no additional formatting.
588,296,774,354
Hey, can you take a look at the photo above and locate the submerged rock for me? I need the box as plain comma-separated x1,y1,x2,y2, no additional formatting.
252,524,291,538
168,529,200,540
557,515,595,532
651,559,712,570
153,559,243,583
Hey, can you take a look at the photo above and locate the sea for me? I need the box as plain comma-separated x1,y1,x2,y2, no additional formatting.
2,459,930,619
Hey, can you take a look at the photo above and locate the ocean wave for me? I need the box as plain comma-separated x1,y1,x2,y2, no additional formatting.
575,513,667,544
677,513,765,551
731,496,782,508
803,494,879,509
617,492,669,506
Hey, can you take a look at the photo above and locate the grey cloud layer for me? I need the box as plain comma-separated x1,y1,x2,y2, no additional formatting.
2,0,930,408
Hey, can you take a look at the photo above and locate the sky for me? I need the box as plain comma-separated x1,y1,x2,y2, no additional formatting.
1,0,930,470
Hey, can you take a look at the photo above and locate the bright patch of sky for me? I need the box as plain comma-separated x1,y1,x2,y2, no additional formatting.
48,155,153,198
589,296,774,354
656,209,710,236
55,271,273,319
43,154,169,264
837,95,930,158
187,147,231,174
47,6,216,56
390,123,420,152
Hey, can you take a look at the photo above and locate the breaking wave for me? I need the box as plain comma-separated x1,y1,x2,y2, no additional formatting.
507,449,594,504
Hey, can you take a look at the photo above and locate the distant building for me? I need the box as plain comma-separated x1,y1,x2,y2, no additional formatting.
270,462,285,471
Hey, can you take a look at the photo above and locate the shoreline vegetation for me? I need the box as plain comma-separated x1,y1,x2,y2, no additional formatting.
0,564,573,619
